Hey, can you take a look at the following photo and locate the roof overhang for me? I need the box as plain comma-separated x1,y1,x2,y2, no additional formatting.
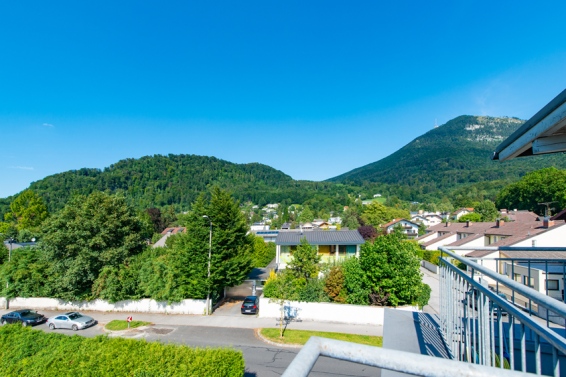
492,89,566,161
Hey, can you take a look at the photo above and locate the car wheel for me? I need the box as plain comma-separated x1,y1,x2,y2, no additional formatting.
72,325,78,331
49,323,55,330
22,321,28,327
1,319,6,326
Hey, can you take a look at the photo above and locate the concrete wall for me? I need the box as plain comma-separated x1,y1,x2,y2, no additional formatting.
258,297,418,325
421,260,438,274
0,297,207,315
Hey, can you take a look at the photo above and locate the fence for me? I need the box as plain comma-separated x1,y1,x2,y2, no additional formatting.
439,246,566,376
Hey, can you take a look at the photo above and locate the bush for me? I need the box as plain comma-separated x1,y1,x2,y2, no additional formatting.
417,283,431,309
422,250,441,266
0,325,244,377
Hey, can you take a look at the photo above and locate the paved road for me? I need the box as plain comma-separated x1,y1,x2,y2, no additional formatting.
1,307,382,376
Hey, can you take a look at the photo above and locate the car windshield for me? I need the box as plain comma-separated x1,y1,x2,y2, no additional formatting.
68,313,82,320
20,310,34,316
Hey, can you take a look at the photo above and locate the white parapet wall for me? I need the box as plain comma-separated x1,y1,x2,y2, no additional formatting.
0,297,206,315
421,260,439,274
258,297,418,326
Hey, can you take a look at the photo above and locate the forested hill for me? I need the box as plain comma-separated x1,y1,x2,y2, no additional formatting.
22,154,352,213
328,115,566,192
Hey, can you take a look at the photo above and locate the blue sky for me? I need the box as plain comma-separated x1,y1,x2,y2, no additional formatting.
1,1,566,198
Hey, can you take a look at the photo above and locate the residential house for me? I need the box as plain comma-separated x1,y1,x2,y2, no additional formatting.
381,219,420,239
451,208,474,221
251,222,269,231
275,230,365,269
254,230,279,243
153,227,186,248
418,214,566,256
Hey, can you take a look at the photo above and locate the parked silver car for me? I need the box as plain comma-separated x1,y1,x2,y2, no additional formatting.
47,312,97,331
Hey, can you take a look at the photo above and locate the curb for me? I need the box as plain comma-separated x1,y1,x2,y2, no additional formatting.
254,328,302,349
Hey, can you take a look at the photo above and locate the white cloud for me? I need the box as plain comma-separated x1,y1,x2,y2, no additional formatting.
42,123,54,127
9,166,34,171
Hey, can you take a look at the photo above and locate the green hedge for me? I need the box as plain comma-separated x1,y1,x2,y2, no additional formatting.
0,325,244,377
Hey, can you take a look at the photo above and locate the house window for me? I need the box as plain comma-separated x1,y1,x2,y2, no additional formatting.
522,276,534,288
547,280,559,291
514,274,522,283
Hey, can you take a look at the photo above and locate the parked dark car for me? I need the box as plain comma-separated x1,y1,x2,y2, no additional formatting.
0,309,47,326
241,296,259,315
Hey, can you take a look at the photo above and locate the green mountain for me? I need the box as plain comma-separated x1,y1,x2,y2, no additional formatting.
11,154,354,214
328,115,566,195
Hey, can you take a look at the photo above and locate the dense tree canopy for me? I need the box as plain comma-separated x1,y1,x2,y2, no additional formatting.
39,192,151,300
496,167,566,215
359,234,427,307
361,202,410,227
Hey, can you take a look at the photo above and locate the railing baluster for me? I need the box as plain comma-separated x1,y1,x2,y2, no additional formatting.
509,314,514,371
520,322,526,372
534,333,541,375
499,313,504,369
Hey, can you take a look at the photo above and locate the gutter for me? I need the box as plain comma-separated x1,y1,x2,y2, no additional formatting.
492,88,566,160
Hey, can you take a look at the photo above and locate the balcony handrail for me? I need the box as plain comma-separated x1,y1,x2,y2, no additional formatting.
441,255,566,355
282,336,531,377
439,246,566,318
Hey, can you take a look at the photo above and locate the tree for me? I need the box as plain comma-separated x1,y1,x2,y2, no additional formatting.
458,212,482,223
299,206,314,223
287,238,321,280
173,187,254,301
324,265,347,303
145,207,166,233
342,256,369,305
361,202,410,227
4,190,48,232
250,237,276,267
358,225,377,241
359,233,426,307
341,208,361,229
474,200,498,222
39,191,150,300
496,167,566,215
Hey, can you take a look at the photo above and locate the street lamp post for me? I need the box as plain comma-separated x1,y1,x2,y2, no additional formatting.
203,215,212,315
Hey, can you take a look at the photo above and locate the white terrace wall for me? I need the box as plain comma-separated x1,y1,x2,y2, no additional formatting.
258,297,418,326
0,297,207,315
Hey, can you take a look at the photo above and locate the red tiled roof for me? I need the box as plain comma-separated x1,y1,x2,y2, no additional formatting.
161,227,186,235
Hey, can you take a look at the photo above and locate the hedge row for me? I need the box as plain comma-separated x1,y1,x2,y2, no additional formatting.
0,325,244,377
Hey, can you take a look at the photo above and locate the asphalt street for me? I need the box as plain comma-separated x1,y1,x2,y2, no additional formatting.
0,267,444,376
0,305,382,377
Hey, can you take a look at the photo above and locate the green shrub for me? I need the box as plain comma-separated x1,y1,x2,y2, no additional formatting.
422,250,441,266
0,325,244,377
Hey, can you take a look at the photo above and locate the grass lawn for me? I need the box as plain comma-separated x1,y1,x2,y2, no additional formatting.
105,319,151,331
259,328,382,347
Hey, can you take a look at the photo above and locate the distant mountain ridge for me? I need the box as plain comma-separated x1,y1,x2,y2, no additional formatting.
13,154,353,214
328,115,566,193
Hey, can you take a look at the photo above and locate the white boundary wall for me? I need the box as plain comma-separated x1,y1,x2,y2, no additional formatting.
258,297,418,325
0,297,206,315
421,260,439,274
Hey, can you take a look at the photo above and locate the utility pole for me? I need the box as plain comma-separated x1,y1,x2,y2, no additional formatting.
203,215,212,315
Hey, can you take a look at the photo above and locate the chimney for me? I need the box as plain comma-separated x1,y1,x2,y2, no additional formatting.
445,221,451,227
543,217,555,228
466,221,472,227
496,219,504,227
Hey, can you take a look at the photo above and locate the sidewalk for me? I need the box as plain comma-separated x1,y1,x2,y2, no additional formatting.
0,308,383,336
420,266,440,315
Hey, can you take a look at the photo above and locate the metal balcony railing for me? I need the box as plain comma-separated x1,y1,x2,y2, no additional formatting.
439,246,566,376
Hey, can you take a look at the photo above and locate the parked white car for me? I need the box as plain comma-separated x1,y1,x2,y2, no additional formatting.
47,312,97,331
